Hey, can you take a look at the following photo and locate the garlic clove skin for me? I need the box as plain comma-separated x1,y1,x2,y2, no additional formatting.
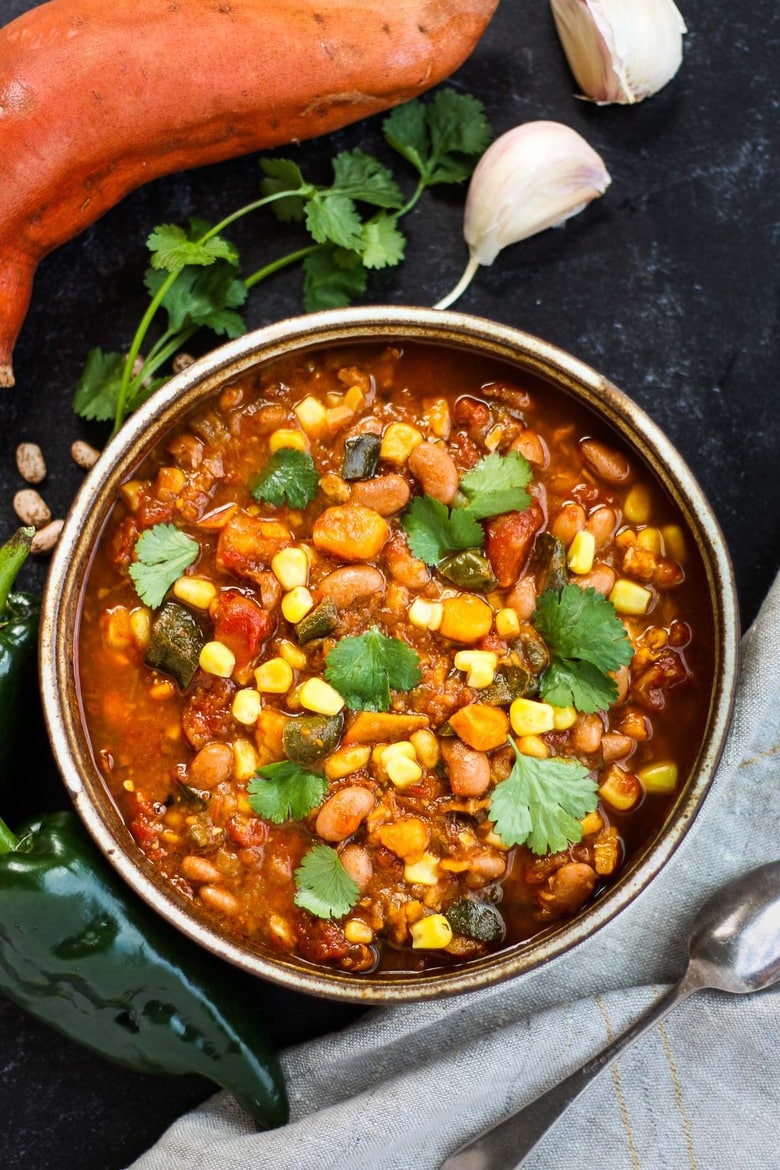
550,0,687,105
464,121,611,267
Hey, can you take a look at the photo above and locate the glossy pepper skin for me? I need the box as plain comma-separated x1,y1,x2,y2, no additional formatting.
0,528,40,786
0,810,288,1128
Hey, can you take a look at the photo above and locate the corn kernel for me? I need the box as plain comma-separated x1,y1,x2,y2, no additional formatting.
568,529,596,575
294,395,327,437
149,679,176,701
552,705,577,730
380,741,417,764
579,811,604,836
324,743,371,780
199,640,235,678
344,385,365,412
232,688,262,725
638,761,679,793
277,640,307,670
598,764,642,810
594,827,620,875
129,606,151,650
515,734,549,758
386,752,423,789
104,606,133,650
661,524,687,562
409,597,444,631
484,424,503,451
281,586,314,624
426,399,451,439
380,422,423,464
271,547,309,591
495,607,521,638
299,677,345,716
156,466,186,498
637,527,663,555
403,853,441,886
254,657,294,694
409,728,440,769
482,827,510,850
119,480,145,512
623,483,652,524
453,649,498,689
609,579,653,615
232,738,258,781
122,779,135,792
510,697,555,736
344,919,374,944
410,913,453,949
173,576,217,609
268,428,308,454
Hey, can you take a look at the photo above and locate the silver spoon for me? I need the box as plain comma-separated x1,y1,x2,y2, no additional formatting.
441,859,780,1170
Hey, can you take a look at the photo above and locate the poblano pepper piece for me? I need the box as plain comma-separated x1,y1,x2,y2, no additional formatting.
0,810,287,1129
0,528,40,787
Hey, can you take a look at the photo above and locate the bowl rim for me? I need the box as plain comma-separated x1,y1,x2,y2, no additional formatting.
40,305,740,1004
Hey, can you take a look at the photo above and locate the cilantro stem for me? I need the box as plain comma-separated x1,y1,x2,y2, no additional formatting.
244,244,320,291
111,188,308,436
433,254,481,311
397,177,428,219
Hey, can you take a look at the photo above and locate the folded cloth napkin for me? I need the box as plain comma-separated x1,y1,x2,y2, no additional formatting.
131,575,780,1170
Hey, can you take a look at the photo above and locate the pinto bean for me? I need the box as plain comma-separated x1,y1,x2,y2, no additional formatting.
384,532,430,588
510,428,548,468
570,713,604,756
537,862,596,916
408,442,459,504
584,505,618,550
189,741,234,789
505,575,537,621
350,474,410,516
441,740,491,797
601,732,635,763
572,563,616,596
181,855,222,884
466,853,507,881
551,502,586,547
198,885,241,916
315,786,375,842
319,565,385,608
339,844,374,891
580,439,630,485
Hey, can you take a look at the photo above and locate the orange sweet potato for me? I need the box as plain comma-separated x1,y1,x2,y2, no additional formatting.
0,0,498,386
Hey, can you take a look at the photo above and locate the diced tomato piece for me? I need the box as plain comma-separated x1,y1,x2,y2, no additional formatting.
107,516,139,570
216,511,291,583
213,589,275,670
295,917,351,964
486,502,544,588
135,494,175,530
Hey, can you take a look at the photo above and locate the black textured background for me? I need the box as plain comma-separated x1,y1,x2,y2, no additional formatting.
0,1,777,1167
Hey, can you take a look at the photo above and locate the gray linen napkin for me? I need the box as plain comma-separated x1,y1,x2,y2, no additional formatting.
131,574,780,1170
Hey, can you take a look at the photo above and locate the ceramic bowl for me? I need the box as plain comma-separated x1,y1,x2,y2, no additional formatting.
40,307,739,1003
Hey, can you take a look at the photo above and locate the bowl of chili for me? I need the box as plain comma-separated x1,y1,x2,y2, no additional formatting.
41,306,739,1003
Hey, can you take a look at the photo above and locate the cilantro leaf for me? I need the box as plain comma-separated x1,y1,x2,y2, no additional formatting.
147,223,238,272
359,214,406,270
305,194,364,250
384,89,491,188
260,158,308,221
294,844,360,919
145,264,248,338
129,524,199,608
303,247,367,312
401,495,484,565
534,585,634,714
331,149,404,209
489,743,598,855
325,627,422,712
460,451,532,520
73,349,165,422
247,761,326,823
252,449,318,510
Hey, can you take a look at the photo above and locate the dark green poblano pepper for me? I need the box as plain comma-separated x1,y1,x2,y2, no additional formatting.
0,528,39,786
0,810,288,1128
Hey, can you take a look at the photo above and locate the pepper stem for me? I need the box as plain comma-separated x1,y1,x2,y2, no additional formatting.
0,815,19,855
0,527,34,615
432,254,481,311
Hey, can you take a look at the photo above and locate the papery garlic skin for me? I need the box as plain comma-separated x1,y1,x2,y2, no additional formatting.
551,0,687,105
464,121,611,266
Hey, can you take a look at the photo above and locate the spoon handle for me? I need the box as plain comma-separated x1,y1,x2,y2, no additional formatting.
440,975,699,1170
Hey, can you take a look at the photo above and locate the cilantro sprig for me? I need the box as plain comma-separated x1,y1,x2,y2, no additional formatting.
128,523,199,609
252,448,319,510
401,451,533,566
489,740,598,855
73,90,492,435
247,761,327,824
294,844,360,920
325,627,422,712
534,584,634,714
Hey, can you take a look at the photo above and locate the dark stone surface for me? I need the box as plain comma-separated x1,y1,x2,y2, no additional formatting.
0,1,777,1166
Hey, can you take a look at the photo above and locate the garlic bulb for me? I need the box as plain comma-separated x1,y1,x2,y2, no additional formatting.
435,121,610,310
551,0,687,105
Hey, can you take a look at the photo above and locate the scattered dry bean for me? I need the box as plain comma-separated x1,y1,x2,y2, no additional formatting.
13,488,51,528
172,352,195,374
30,518,64,555
15,442,46,484
580,438,630,484
71,440,100,470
